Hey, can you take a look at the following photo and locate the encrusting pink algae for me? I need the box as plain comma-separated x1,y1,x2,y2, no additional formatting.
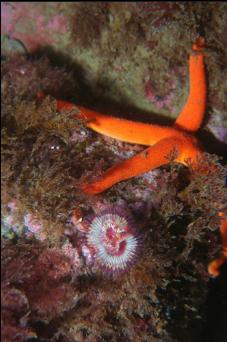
1,2,227,342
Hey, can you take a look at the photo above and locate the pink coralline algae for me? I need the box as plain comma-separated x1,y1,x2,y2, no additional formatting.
1,2,68,52
2,201,47,241
137,2,179,29
209,125,227,144
144,78,176,112
85,208,140,274
24,213,47,241
62,241,82,273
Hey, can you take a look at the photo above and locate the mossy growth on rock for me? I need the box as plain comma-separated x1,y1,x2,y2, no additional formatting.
1,54,227,342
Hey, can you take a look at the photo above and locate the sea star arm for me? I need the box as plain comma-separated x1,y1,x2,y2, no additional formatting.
40,37,206,146
38,40,226,278
57,39,206,143
56,99,181,146
81,135,202,194
52,39,205,194
50,39,206,144
175,37,206,132
208,213,227,276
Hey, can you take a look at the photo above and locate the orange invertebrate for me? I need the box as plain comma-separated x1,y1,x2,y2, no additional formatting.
40,37,226,276
66,38,207,195
208,213,227,277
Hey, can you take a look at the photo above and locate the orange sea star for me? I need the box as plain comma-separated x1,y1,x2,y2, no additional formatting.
40,37,226,276
57,38,206,195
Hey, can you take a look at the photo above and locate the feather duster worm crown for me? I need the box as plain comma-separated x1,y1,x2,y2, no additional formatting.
86,207,140,274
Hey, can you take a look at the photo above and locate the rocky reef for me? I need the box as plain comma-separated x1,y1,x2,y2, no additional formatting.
1,2,227,342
